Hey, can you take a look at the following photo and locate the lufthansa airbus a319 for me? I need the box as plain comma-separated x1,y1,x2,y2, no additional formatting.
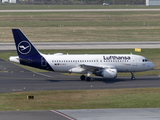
9,29,155,81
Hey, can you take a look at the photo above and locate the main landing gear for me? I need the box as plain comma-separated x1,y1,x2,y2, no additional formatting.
80,75,86,80
81,72,136,81
80,75,91,82
131,72,135,80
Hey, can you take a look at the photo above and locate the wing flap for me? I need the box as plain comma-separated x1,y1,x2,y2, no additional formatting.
80,64,116,71
80,64,103,71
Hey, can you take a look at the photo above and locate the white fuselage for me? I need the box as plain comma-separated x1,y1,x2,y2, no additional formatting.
42,53,155,73
10,29,155,80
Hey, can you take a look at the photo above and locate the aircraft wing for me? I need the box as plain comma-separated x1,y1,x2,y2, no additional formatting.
80,64,103,71
79,64,116,71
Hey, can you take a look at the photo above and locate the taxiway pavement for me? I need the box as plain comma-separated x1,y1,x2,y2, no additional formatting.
1,9,160,12
0,110,76,120
0,42,160,50
60,108,160,120
1,108,160,120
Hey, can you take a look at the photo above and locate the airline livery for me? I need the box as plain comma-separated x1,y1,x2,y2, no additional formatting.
9,29,155,81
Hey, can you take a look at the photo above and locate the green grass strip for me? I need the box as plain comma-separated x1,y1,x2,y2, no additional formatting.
0,88,160,111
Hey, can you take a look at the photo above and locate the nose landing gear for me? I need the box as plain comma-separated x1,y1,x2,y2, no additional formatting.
131,72,135,80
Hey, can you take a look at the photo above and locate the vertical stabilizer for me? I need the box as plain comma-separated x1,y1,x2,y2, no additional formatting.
11,29,53,71
12,29,41,58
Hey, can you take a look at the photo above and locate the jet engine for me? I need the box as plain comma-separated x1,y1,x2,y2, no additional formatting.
93,68,117,78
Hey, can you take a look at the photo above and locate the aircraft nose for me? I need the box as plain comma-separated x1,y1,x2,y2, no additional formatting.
150,62,155,69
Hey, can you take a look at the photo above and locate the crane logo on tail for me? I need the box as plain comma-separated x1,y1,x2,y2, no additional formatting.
18,41,31,54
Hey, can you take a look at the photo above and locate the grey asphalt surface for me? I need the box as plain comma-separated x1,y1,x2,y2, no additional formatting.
1,42,160,50
1,9,160,12
1,108,160,120
59,108,160,120
0,110,76,120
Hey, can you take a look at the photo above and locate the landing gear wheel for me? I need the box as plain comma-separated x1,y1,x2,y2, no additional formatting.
86,77,91,82
80,75,86,80
131,77,135,80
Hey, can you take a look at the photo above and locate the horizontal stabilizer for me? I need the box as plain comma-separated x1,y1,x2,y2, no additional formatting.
9,56,20,63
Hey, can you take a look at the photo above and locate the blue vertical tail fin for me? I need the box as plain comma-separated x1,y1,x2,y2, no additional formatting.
12,29,41,58
12,29,53,71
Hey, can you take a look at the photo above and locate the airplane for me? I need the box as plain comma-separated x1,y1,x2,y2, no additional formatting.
9,29,155,81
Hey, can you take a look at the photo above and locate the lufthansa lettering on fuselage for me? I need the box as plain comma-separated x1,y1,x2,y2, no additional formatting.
103,56,131,60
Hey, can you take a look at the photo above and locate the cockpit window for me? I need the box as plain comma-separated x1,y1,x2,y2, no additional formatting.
142,59,148,62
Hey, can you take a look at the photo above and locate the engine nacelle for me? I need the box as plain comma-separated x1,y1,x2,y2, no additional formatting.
102,68,117,78
94,68,117,78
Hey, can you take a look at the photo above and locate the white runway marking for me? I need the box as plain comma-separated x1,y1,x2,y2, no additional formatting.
33,72,52,78
51,110,76,120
